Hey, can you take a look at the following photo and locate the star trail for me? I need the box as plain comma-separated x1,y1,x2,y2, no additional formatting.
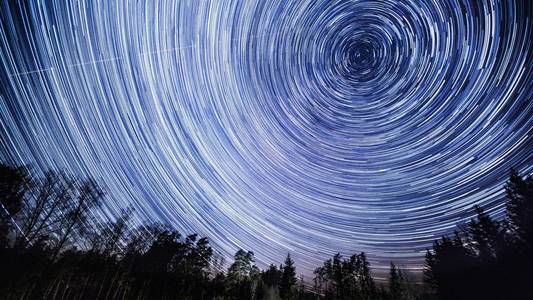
0,0,531,276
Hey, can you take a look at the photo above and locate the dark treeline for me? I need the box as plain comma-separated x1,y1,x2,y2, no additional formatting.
0,162,531,300
423,169,533,300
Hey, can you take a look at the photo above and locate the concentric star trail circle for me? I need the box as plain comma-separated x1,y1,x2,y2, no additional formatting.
0,1,532,275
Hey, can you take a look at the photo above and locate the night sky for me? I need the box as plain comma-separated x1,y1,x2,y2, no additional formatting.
0,0,531,277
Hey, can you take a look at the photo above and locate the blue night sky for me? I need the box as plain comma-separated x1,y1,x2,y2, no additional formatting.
0,1,531,277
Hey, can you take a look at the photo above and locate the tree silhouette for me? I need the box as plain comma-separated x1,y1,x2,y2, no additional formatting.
279,253,297,299
312,252,377,300
358,253,376,300
0,164,30,247
51,178,103,260
506,168,533,248
261,263,282,299
226,249,261,299
389,262,404,300
424,169,533,300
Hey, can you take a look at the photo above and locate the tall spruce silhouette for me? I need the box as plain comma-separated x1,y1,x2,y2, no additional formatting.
389,262,404,300
279,253,297,299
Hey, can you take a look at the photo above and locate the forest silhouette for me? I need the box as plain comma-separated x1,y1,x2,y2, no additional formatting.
0,162,532,299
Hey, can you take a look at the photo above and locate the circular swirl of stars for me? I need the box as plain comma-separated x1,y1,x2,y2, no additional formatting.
0,0,531,275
